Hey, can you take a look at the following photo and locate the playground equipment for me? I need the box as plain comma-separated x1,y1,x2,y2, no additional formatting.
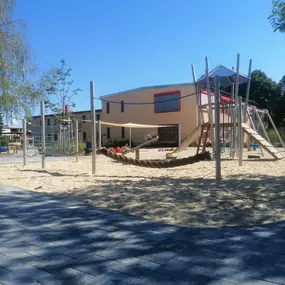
121,133,159,155
96,148,211,168
23,101,75,167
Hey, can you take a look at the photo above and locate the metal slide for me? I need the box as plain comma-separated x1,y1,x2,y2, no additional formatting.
167,125,201,158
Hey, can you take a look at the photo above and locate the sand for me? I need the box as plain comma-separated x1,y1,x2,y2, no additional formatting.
1,148,285,227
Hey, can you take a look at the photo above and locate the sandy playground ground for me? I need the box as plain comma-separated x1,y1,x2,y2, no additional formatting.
1,147,285,228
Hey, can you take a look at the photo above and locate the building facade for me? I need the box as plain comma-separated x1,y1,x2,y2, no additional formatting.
100,83,198,146
30,109,102,145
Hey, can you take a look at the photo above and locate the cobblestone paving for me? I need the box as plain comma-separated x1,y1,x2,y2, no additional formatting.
1,184,285,284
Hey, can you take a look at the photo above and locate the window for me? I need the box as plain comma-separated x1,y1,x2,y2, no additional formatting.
83,132,87,141
121,127,125,138
47,118,51,126
47,134,51,141
158,124,179,145
96,114,100,121
154,91,180,113
82,115,86,123
107,127,111,139
121,101,124,113
106,103,110,114
54,134,58,141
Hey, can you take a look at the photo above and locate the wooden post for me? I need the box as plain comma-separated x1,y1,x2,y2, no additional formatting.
23,118,27,166
98,120,102,148
90,81,97,174
135,149,140,160
178,123,182,146
41,101,46,169
214,77,221,180
238,97,243,166
205,57,215,157
129,127,132,148
75,119,79,162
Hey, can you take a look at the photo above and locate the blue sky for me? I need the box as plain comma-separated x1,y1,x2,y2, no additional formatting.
14,0,285,113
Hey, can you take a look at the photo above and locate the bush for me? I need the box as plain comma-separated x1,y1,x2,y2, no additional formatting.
268,128,282,147
0,136,10,146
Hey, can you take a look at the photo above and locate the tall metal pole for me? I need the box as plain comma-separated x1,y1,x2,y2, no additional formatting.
98,120,102,148
90,81,97,174
238,96,243,166
214,77,221,180
129,127,132,148
23,118,27,166
191,64,202,126
243,59,252,122
41,101,46,169
205,57,215,156
75,119,79,162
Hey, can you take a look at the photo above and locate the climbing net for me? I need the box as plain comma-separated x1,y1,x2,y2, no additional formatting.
27,121,75,155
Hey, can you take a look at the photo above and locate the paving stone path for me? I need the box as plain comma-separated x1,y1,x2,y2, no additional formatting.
1,184,285,284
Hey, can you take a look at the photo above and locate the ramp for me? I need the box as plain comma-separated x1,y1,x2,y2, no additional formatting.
167,125,201,158
242,123,283,160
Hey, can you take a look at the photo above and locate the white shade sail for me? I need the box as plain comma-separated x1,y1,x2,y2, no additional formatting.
99,121,173,128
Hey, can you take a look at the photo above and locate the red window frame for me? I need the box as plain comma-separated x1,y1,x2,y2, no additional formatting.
154,91,181,113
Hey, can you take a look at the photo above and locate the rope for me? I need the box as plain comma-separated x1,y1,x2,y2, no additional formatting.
96,149,211,168
97,91,199,105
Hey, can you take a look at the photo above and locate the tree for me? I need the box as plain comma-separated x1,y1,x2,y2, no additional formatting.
226,69,284,127
45,59,82,121
268,0,285,33
0,0,44,120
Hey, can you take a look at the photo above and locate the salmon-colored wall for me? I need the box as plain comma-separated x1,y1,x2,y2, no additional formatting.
101,85,198,145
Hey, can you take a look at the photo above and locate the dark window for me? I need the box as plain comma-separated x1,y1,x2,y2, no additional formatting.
158,124,179,146
47,134,51,141
121,101,124,113
83,132,87,141
154,91,180,113
82,115,86,123
54,134,58,141
47,118,51,126
121,127,125,138
107,127,111,139
96,114,100,121
107,103,110,114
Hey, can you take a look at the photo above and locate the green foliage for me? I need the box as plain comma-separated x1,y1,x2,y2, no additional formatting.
45,59,82,121
0,136,9,146
267,128,283,147
268,0,285,33
0,0,46,119
228,69,285,127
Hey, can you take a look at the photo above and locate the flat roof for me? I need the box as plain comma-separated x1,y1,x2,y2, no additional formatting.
32,109,102,119
100,83,193,99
